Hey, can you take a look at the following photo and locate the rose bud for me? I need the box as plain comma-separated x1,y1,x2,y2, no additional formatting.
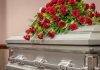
72,9,80,18
78,16,85,24
24,34,30,40
69,23,78,31
41,7,46,13
38,13,43,19
83,4,89,10
43,22,50,29
87,12,94,18
68,0,75,6
51,0,58,4
38,21,43,27
58,0,65,4
52,15,60,22
85,18,92,25
49,7,56,15
90,3,95,10
76,0,81,2
58,21,66,28
38,32,43,39
44,18,50,23
48,30,55,38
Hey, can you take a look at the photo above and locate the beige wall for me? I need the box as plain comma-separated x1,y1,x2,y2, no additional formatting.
6,0,50,38
0,0,6,44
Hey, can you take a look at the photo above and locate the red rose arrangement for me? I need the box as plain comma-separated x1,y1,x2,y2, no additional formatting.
24,0,100,40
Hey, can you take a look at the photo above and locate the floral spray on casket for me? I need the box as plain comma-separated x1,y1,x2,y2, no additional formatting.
24,0,100,40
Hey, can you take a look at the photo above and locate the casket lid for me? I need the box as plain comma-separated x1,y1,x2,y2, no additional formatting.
6,25,100,46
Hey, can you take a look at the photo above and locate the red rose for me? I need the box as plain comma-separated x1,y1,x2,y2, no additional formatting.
78,16,85,24
43,22,50,29
46,7,56,15
76,0,81,2
51,0,58,4
42,18,50,29
72,9,80,18
30,27,36,34
60,4,67,16
90,3,95,10
52,16,60,22
25,28,31,34
41,7,46,13
60,9,66,16
69,23,78,31
48,30,55,38
46,2,53,8
44,18,50,23
68,0,75,6
58,0,65,4
60,4,66,10
38,32,43,39
85,18,92,25
26,27,36,34
45,7,50,13
83,4,89,10
87,12,94,18
38,13,43,19
58,21,66,28
38,21,43,27
49,7,56,15
94,12,100,17
24,34,30,40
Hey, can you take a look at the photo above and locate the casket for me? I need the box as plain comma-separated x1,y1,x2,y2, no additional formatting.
6,25,100,70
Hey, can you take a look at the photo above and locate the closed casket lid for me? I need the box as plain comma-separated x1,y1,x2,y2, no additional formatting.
6,25,100,46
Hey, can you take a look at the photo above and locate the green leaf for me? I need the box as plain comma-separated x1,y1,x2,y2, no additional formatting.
93,22,100,25
34,13,38,18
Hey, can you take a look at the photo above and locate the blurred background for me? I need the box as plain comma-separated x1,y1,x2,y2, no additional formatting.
0,0,100,70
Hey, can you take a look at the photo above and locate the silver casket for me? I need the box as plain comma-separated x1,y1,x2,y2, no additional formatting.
6,25,100,70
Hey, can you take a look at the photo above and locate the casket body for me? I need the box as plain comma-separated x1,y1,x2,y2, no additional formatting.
6,25,100,70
